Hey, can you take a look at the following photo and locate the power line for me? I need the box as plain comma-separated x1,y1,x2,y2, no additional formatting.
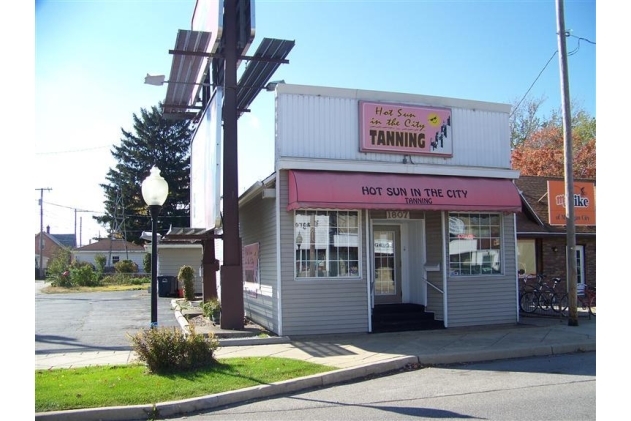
510,32,595,119
510,49,558,119
42,201,104,214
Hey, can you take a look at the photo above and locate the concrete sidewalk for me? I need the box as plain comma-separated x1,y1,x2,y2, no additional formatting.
35,315,596,421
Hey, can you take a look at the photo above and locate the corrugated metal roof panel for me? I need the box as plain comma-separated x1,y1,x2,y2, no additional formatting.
236,38,295,115
163,30,213,117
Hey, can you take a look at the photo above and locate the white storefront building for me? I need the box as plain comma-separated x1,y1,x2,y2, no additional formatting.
232,83,522,336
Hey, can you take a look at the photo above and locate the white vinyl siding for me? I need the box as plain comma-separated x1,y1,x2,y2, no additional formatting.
446,214,518,327
157,247,203,294
424,212,445,321
240,189,279,333
279,171,369,335
276,85,512,170
73,251,146,274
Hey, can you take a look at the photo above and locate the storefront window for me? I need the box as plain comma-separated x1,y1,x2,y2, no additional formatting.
448,213,502,276
294,210,360,278
517,239,536,277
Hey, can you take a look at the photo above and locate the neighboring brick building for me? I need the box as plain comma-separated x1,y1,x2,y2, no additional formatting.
35,226,77,279
515,176,596,292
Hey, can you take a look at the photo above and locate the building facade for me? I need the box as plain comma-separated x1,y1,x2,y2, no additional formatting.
235,84,522,336
515,176,596,294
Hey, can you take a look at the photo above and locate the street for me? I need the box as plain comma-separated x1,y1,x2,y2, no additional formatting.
173,352,596,421
35,281,179,354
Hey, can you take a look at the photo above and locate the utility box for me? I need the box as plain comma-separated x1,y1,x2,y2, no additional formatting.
157,276,178,297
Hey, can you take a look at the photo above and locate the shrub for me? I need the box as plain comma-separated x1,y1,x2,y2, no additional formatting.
70,264,101,287
47,248,73,287
143,253,151,274
101,273,150,286
95,254,107,274
128,326,218,374
71,260,95,271
178,265,196,301
129,276,150,286
201,298,221,318
114,259,139,274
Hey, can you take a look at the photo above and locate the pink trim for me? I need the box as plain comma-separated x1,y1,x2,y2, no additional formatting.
287,170,521,212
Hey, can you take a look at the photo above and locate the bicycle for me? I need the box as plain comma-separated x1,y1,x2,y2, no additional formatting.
519,275,538,313
534,273,561,311
519,274,564,314
554,284,596,318
545,276,565,313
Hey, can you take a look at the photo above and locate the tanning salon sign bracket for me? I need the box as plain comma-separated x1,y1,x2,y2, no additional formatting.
359,101,453,157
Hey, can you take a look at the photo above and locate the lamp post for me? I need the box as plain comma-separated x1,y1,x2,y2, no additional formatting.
141,166,169,328
296,232,303,275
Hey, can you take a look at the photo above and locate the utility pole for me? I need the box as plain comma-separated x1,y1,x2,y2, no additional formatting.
74,209,93,247
36,187,52,279
555,0,579,326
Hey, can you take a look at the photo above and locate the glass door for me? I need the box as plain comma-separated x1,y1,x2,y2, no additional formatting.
373,225,401,305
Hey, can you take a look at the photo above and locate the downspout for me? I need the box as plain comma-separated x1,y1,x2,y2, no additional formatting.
513,212,520,323
441,211,449,328
365,210,372,332
276,175,283,336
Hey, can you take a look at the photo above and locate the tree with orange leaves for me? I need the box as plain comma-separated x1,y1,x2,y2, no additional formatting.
510,99,595,178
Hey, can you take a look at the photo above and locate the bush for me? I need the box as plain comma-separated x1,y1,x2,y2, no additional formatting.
178,265,196,301
128,326,219,374
95,254,107,274
201,298,221,318
47,248,73,287
114,259,139,274
143,253,151,274
101,273,150,286
70,264,101,287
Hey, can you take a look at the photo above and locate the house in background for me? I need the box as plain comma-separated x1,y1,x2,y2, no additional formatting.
73,238,146,272
35,226,77,279
515,176,596,291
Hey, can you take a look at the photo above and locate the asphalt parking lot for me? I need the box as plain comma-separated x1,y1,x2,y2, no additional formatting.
35,282,179,354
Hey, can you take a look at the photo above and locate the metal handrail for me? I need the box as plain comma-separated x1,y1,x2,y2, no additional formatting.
426,279,444,294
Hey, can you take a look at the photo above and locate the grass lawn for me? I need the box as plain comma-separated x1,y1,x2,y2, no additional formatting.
36,357,335,413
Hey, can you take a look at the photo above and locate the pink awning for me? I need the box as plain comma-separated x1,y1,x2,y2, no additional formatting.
287,170,522,212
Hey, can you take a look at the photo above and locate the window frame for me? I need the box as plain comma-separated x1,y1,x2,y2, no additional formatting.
293,209,362,280
448,212,504,277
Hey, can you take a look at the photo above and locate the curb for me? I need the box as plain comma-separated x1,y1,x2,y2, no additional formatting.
34,342,595,421
417,341,596,366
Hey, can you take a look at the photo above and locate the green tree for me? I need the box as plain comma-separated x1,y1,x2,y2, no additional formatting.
95,103,193,244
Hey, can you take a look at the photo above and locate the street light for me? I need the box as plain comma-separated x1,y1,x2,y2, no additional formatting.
141,166,169,328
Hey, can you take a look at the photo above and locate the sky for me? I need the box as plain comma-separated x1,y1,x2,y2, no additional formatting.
30,0,600,248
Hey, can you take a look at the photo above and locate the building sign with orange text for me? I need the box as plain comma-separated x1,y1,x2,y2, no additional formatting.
547,180,596,226
359,101,453,156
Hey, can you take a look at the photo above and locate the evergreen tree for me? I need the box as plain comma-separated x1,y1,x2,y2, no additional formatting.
95,103,193,244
